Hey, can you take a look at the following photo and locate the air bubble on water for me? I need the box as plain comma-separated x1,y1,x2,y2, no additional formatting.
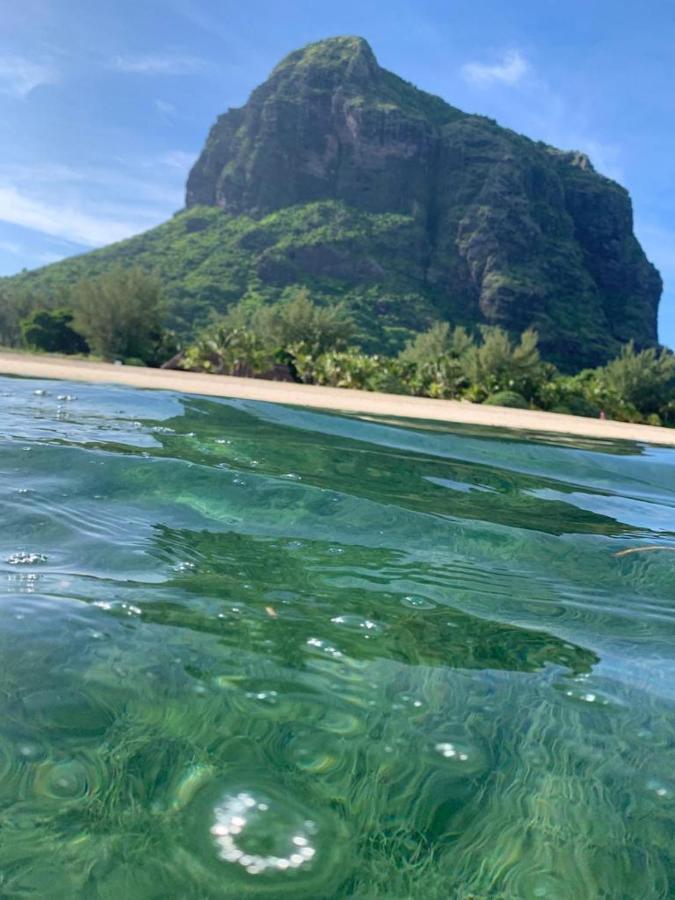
8,571,40,593
436,742,457,758
435,742,470,762
306,637,343,659
210,791,318,876
564,687,606,705
120,603,142,617
401,595,436,610
246,690,278,704
646,779,672,799
18,743,39,758
330,614,382,635
6,552,48,566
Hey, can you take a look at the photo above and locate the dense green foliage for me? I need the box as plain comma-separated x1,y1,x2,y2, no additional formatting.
0,268,175,366
0,283,58,348
483,391,530,409
71,267,174,364
0,203,436,356
179,296,675,426
182,289,355,376
21,308,89,355
2,266,672,425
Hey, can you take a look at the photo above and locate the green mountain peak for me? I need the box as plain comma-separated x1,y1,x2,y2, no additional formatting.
3,36,662,369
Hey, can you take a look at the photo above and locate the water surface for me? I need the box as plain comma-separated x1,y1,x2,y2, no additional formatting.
0,375,674,899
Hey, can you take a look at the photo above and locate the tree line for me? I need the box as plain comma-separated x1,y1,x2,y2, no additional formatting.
0,267,173,366
1,267,674,426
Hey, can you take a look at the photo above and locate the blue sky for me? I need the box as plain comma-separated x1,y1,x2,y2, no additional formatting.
2,0,674,347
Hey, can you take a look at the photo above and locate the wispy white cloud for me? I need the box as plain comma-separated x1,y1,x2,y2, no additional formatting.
0,56,59,98
0,160,184,208
0,238,21,255
159,150,196,171
456,54,624,181
154,98,177,117
0,185,155,247
461,50,529,87
0,151,187,251
111,54,206,75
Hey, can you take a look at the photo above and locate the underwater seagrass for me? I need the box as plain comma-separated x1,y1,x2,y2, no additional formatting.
0,378,673,898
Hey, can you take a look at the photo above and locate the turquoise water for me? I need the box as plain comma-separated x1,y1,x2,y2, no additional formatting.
0,375,674,899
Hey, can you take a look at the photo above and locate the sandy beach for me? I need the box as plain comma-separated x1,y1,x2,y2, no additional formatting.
1,350,674,447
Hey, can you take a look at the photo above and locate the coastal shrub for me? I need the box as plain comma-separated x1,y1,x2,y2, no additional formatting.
181,324,278,376
181,290,356,379
483,390,529,409
224,289,356,357
0,285,58,348
398,322,473,366
463,327,547,401
262,288,356,355
72,267,167,363
592,342,675,416
20,308,89,354
398,322,473,398
535,375,602,418
176,301,675,426
550,397,602,417
295,348,410,393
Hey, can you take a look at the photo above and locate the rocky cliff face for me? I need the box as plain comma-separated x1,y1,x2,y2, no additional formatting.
186,36,661,367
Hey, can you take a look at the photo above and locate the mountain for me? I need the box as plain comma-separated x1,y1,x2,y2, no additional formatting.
4,36,662,368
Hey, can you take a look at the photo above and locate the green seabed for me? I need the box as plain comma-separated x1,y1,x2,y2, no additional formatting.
0,377,674,899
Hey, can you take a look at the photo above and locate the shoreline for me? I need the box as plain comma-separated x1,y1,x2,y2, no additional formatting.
1,350,674,447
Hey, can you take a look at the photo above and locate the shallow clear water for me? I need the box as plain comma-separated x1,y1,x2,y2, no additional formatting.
0,375,674,899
